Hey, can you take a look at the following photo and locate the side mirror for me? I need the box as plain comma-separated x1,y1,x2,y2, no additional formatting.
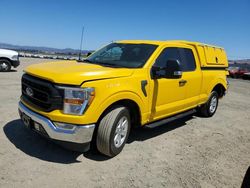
86,52,92,57
151,59,182,79
165,59,182,78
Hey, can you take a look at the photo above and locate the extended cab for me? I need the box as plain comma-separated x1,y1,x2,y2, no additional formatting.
18,40,228,157
0,49,20,71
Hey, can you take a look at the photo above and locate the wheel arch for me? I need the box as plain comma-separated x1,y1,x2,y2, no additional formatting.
212,83,226,98
0,57,12,63
96,93,144,128
208,78,227,98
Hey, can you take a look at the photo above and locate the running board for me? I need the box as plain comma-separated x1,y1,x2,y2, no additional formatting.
145,109,196,129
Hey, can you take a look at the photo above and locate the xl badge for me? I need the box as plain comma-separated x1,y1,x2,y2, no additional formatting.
26,87,34,97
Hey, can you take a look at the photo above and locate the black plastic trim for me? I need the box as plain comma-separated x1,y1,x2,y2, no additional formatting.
201,67,228,70
145,109,196,128
11,60,20,67
141,80,148,97
21,74,63,112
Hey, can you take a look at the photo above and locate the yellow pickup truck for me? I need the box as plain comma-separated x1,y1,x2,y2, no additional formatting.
18,40,228,157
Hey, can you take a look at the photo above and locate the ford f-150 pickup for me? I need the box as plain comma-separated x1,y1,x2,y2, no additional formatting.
18,40,228,157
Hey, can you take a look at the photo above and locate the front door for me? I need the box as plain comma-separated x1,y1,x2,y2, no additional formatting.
149,47,186,121
149,45,201,122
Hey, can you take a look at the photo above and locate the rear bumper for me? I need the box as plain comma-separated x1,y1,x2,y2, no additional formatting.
18,102,95,151
11,60,20,68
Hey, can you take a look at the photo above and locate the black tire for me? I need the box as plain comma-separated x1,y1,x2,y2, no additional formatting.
0,59,11,72
198,91,219,117
96,106,131,157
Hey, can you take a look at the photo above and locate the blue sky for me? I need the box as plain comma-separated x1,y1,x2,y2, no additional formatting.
0,0,249,59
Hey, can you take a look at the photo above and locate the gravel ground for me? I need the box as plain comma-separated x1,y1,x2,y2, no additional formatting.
0,58,250,188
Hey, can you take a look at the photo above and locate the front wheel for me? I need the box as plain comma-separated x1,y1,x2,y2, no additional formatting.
96,106,131,157
0,59,11,72
198,91,219,117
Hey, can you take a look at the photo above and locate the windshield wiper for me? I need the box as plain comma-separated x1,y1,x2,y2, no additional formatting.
77,59,92,63
83,59,93,63
77,59,94,63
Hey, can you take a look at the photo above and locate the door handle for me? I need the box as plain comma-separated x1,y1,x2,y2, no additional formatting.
179,79,187,86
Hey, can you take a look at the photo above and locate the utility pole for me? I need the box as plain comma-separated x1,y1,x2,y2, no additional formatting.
78,26,85,60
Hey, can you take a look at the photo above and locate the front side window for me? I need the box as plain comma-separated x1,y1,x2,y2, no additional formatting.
86,43,158,68
154,47,196,72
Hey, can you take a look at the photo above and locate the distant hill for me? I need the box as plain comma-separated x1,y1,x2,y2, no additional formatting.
0,42,90,55
229,59,250,64
1,42,249,63
228,59,250,69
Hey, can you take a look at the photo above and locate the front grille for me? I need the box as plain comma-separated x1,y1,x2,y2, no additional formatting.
21,74,63,112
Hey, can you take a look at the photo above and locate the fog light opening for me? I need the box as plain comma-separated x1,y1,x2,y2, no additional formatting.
53,122,76,131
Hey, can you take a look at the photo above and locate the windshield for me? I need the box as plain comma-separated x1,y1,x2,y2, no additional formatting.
85,43,158,68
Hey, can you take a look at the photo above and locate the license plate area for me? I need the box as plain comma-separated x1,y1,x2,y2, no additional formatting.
20,111,49,137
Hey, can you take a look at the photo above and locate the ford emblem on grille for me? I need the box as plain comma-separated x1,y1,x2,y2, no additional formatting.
26,87,34,97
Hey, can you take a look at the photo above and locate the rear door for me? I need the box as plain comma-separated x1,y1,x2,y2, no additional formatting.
177,46,202,108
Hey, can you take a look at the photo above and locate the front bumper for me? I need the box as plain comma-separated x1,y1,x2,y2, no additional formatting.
18,102,95,150
11,60,20,68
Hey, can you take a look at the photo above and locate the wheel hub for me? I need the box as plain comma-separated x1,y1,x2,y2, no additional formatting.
0,62,8,71
114,116,128,148
209,96,217,113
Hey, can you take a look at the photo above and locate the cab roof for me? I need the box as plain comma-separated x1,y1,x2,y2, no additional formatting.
117,40,224,49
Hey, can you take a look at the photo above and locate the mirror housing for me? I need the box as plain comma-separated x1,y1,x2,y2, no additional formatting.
165,59,182,78
86,52,92,57
151,59,182,79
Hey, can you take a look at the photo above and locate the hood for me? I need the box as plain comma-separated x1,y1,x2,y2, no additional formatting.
25,61,134,85
0,49,18,56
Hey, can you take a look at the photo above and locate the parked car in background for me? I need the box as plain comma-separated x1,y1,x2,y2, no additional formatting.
228,66,249,78
228,67,239,78
0,49,20,72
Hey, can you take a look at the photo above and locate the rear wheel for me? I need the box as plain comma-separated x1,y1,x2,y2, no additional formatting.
0,59,11,72
96,106,131,157
198,91,219,117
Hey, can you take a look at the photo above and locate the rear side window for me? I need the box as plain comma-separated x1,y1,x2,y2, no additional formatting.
178,48,196,71
154,47,196,72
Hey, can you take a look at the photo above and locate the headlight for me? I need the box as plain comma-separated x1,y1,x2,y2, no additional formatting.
12,55,19,60
60,87,95,115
